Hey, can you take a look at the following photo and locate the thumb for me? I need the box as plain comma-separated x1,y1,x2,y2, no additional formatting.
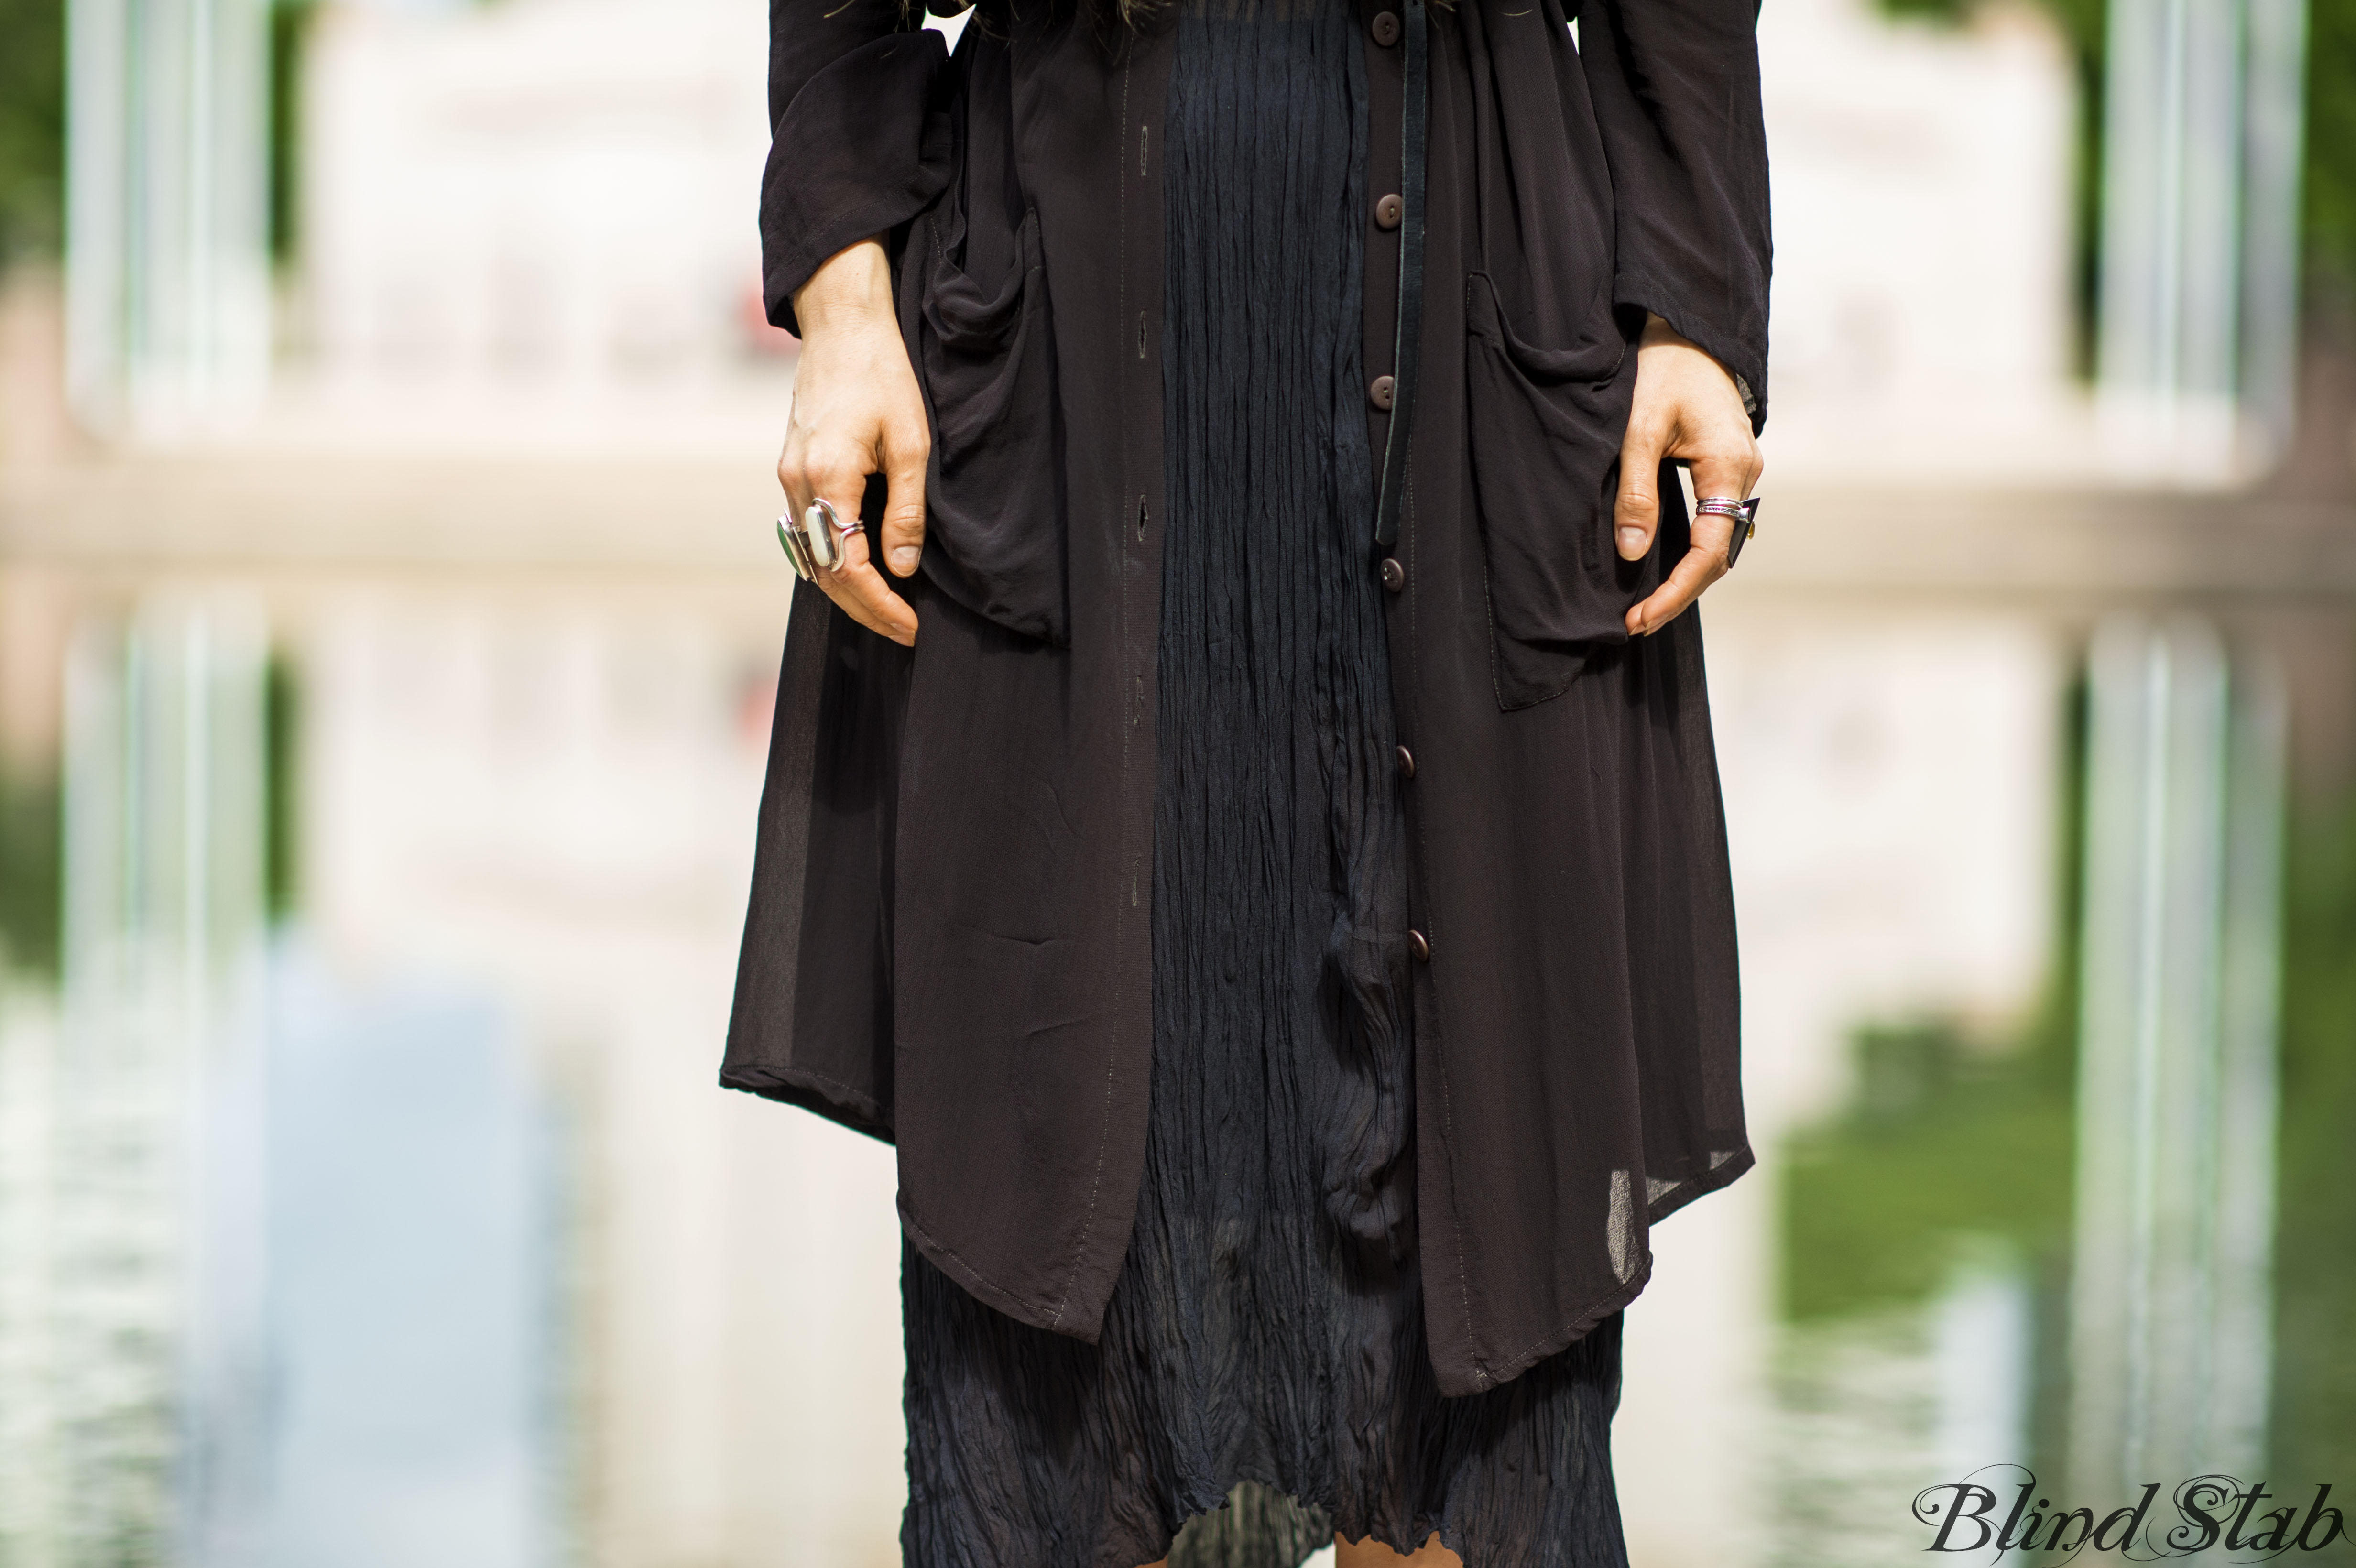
1614,414,1668,562
879,419,929,577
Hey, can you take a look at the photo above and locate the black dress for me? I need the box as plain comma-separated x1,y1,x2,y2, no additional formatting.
899,4,1632,1564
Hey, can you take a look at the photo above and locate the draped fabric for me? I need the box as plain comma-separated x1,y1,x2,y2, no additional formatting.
897,5,1635,1564
728,0,1761,1394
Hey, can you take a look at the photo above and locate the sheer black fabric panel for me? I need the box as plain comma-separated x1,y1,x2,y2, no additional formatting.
899,6,1636,1565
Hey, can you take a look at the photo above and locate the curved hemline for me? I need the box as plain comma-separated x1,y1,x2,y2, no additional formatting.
1442,1252,1654,1400
1438,1141,1757,1398
1646,1141,1757,1227
900,1201,1100,1345
718,1065,894,1146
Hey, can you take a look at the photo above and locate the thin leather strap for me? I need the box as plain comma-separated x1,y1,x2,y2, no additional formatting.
1373,0,1427,551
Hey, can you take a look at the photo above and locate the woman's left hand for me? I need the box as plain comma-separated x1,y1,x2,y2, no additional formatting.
1612,314,1763,637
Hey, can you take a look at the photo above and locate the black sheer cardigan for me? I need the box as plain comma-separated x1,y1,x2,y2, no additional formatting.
724,0,1768,1398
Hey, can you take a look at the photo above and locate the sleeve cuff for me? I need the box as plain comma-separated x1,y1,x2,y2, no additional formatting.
760,30,953,337
1616,271,1770,436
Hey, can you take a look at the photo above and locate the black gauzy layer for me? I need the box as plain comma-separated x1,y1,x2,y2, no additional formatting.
898,4,1634,1565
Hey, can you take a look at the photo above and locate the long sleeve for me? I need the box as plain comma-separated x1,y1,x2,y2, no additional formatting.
761,0,953,334
1577,0,1772,430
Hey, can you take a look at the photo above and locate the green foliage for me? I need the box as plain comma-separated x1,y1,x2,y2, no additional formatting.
2271,801,2356,1517
1780,1020,2077,1323
0,762,61,979
1783,661,2356,1519
268,2,319,261
264,653,299,918
2308,0,2356,299
0,0,65,261
1782,679,2086,1327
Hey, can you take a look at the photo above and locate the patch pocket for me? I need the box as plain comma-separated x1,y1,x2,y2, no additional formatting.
1463,270,1654,710
908,203,1068,645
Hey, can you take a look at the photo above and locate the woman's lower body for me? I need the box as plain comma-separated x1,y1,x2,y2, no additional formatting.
900,3,1633,1564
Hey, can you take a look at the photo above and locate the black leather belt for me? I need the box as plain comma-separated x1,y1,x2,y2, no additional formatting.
1372,0,1427,552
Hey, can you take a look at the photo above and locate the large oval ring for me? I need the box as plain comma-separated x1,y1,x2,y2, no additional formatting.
801,498,864,573
1692,494,1760,569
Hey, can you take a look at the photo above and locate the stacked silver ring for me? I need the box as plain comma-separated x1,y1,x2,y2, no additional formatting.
776,498,863,581
1692,494,1760,569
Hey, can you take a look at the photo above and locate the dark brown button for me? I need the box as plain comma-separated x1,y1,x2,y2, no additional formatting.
1371,9,1401,44
1369,374,1396,411
1375,193,1403,230
1379,556,1406,592
1396,745,1416,779
1408,929,1431,962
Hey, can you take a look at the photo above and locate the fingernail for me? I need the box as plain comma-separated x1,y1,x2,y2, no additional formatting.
1617,527,1647,556
891,546,920,575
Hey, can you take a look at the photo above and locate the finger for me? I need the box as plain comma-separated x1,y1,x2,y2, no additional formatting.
1683,437,1763,522
1623,513,1734,637
777,442,811,516
1614,414,1670,561
804,440,917,645
877,418,929,578
817,528,919,646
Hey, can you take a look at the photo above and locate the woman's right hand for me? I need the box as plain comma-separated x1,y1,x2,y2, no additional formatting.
779,237,930,647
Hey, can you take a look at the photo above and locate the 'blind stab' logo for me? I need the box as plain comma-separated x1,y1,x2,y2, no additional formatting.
1914,1470,2345,1559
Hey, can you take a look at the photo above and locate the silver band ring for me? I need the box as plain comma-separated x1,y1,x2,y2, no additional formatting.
1693,495,1760,569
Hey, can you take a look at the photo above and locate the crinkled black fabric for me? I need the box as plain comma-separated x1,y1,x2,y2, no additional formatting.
899,4,1635,1565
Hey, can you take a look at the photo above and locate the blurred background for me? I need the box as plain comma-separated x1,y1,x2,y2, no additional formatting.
0,0,2350,1564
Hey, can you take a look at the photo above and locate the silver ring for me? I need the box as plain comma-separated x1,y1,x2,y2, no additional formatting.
776,512,817,580
1693,495,1759,568
776,500,863,579
801,498,863,573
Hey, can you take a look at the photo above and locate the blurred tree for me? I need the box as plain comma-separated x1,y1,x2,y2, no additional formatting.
2309,0,2356,299
1780,1020,2076,1322
269,0,319,261
0,765,62,978
2272,802,2356,1537
2271,5,2356,1518
265,652,300,917
0,0,65,261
